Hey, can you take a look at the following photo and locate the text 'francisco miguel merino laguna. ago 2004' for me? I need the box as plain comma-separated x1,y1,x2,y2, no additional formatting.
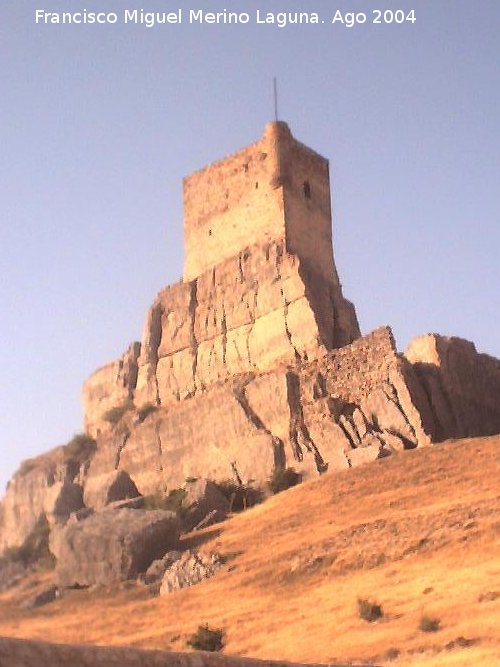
34,8,418,29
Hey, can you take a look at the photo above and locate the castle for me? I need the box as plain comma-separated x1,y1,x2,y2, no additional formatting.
82,122,360,436
1,122,500,552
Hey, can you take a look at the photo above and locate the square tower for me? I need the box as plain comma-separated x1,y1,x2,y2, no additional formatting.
183,122,340,286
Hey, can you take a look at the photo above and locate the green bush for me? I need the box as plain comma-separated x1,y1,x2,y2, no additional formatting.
4,515,55,569
137,403,158,422
419,615,440,632
214,480,263,512
187,624,224,652
103,400,133,425
63,433,96,462
357,598,383,622
142,491,168,510
268,467,302,494
143,488,188,516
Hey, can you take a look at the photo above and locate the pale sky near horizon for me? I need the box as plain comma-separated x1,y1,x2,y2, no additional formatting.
1,1,499,495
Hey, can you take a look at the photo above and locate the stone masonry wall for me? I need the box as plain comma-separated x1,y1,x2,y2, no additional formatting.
183,122,338,284
183,127,285,282
283,136,339,286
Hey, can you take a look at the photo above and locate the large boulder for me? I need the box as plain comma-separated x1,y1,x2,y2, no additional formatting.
43,481,84,527
83,470,140,511
182,479,230,531
56,508,180,587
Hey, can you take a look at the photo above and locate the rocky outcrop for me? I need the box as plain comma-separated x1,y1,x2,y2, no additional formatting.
56,509,181,587
82,342,140,438
405,334,500,441
82,470,140,511
3,326,500,557
82,327,435,495
44,482,84,527
83,242,359,439
159,550,224,595
182,479,230,531
0,449,81,552
3,122,500,567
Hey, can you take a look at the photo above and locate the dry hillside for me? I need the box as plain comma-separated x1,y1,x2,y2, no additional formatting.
0,436,498,667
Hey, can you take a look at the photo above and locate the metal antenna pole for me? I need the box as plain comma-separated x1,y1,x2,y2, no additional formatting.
273,77,278,121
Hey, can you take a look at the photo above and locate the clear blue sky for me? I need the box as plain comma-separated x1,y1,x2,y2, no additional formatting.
1,1,499,494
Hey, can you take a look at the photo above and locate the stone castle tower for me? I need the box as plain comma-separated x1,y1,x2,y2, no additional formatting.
184,121,340,285
82,122,360,435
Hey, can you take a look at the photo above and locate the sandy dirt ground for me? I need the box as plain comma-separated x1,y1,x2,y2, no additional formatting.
1,435,498,666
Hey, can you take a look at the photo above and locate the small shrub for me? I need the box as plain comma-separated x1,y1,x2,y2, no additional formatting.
268,467,302,494
142,491,168,511
137,403,158,422
215,480,263,512
384,648,401,661
63,433,96,462
103,400,133,425
4,515,55,569
419,615,440,633
143,488,187,517
2,546,22,564
164,488,188,515
187,624,224,652
358,598,383,622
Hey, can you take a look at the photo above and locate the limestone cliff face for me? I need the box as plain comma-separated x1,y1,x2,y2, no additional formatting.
84,327,433,497
83,241,359,438
0,448,84,552
82,342,140,438
4,325,499,553
405,334,500,441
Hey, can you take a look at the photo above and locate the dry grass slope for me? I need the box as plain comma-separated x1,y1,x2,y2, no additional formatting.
0,436,499,666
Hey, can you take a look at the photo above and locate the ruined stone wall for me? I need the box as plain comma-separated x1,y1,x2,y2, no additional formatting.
301,326,400,403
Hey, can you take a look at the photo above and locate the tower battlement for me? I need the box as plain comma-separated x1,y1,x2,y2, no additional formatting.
183,122,339,285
